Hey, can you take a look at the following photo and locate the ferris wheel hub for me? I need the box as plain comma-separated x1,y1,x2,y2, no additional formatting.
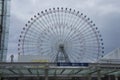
59,44,64,51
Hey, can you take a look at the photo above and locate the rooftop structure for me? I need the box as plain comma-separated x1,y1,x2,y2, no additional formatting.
99,48,120,63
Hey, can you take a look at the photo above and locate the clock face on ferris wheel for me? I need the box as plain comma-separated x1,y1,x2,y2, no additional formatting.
18,7,104,62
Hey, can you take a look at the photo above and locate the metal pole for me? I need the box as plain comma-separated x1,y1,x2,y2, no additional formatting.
0,73,3,80
108,75,111,80
0,74,1,80
97,71,101,80
45,69,48,80
88,75,92,80
45,64,48,80
115,75,118,80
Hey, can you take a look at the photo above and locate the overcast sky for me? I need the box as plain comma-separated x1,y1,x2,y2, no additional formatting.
7,0,120,61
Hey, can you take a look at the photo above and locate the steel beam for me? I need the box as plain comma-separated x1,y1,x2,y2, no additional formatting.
68,69,74,75
60,69,65,75
28,68,32,74
103,70,118,75
74,69,83,74
8,69,17,74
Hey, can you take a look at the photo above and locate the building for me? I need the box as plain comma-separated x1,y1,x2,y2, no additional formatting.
0,0,10,62
98,48,120,63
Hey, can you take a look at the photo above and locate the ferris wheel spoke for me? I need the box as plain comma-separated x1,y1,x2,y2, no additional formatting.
78,26,96,37
24,48,38,53
67,10,75,26
50,12,60,38
69,31,97,43
69,51,82,62
73,15,83,29
72,14,82,28
69,13,79,29
52,10,58,24
51,53,58,62
23,35,38,41
83,56,97,62
86,52,100,58
61,10,64,24
30,22,44,32
40,45,52,49
23,38,37,43
23,38,38,42
68,15,84,41
84,36,98,42
46,11,54,25
70,48,84,57
84,51,99,60
25,32,39,40
63,9,67,25
23,46,37,49
31,21,45,33
50,12,57,25
25,27,40,36
74,15,86,29
63,26,76,42
38,15,49,28
45,13,59,38
66,24,92,41
66,12,73,26
57,9,61,24
56,10,62,41
40,49,51,55
63,10,69,25
35,18,47,30
36,18,47,31
61,10,68,40
65,20,87,41
23,43,38,46
42,17,49,28
43,14,52,26
23,40,38,44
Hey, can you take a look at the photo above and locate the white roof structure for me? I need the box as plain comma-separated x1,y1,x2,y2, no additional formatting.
98,48,120,63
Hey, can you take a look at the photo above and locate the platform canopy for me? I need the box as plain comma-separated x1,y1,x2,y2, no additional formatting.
0,62,120,77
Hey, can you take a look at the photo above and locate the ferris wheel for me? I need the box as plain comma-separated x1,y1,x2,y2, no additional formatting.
18,7,104,62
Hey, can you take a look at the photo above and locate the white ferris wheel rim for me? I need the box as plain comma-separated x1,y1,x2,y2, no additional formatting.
18,7,104,62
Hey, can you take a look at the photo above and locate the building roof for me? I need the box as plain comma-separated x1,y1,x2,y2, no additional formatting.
99,48,120,63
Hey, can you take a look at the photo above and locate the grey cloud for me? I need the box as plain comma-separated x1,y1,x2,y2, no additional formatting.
101,12,120,53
